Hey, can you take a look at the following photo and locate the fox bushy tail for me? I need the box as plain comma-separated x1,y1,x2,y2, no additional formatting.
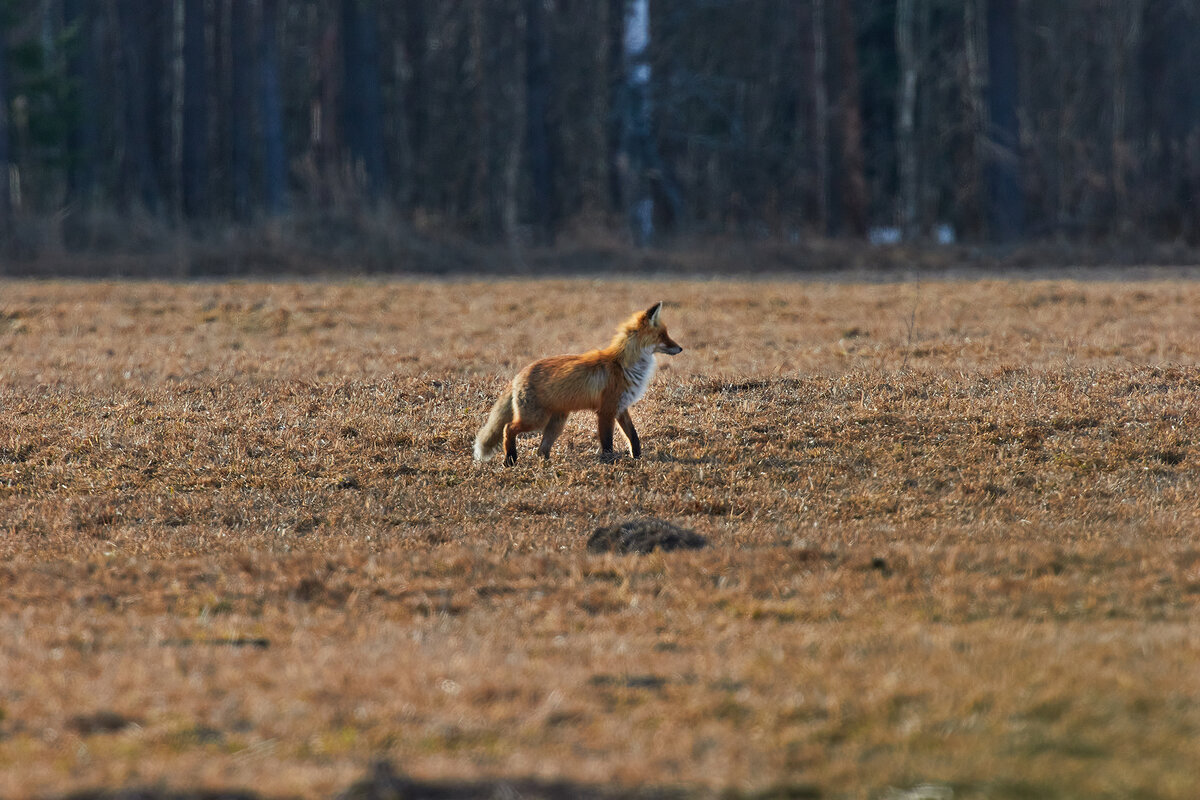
473,387,514,462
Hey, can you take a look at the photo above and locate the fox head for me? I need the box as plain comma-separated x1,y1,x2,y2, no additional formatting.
629,301,683,356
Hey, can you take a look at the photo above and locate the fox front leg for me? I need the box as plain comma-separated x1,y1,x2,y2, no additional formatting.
617,410,641,458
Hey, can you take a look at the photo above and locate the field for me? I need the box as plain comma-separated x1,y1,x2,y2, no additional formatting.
3,275,1200,799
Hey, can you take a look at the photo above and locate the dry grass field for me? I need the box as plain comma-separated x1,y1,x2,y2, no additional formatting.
3,275,1200,799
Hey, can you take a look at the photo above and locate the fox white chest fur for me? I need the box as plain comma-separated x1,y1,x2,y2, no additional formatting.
618,348,658,413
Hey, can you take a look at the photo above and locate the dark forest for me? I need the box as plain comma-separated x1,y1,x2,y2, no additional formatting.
2,0,1199,268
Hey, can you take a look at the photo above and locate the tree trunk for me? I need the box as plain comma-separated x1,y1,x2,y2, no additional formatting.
572,0,613,218
229,0,252,221
1141,0,1200,241
0,21,11,247
313,22,338,206
895,0,919,240
146,2,172,212
468,0,495,236
258,0,286,215
402,0,426,213
797,0,829,234
182,0,208,219
1110,0,1142,235
117,0,161,212
525,0,555,244
621,0,653,245
342,0,386,199
501,2,523,243
383,5,414,210
984,0,1023,241
832,0,867,238
64,0,97,210
605,0,624,216
959,0,986,240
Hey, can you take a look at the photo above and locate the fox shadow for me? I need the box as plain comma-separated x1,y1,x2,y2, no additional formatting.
51,761,697,800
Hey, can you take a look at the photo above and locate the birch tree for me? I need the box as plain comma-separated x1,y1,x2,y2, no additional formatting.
621,0,653,244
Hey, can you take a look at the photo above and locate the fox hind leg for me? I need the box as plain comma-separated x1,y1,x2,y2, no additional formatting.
538,413,568,460
597,409,618,462
503,423,519,465
504,408,549,466
504,418,534,466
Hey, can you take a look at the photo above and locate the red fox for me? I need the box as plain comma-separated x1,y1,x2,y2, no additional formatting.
474,302,683,465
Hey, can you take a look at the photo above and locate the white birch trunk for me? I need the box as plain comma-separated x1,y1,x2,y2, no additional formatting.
623,0,653,244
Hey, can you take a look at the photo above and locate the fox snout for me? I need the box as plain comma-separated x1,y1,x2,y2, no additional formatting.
656,334,683,355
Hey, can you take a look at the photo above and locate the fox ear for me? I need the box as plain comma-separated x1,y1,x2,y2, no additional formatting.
645,301,663,324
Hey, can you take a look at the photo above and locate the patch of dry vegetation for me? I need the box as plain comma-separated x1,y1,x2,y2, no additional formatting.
3,277,1200,799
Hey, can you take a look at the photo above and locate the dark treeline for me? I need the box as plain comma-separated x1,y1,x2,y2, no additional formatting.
1,0,1200,260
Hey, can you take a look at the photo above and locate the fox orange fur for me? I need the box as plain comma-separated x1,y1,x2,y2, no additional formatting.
474,302,683,465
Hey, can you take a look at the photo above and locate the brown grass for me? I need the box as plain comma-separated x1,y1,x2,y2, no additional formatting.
3,277,1200,799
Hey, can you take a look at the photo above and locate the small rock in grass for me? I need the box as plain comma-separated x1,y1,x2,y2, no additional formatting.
587,518,707,555
66,710,139,735
334,474,361,490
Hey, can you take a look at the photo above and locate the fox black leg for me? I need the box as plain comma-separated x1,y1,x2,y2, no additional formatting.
617,410,641,458
597,411,617,462
539,414,568,459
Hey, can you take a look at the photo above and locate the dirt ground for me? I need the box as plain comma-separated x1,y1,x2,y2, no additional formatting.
3,276,1200,799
